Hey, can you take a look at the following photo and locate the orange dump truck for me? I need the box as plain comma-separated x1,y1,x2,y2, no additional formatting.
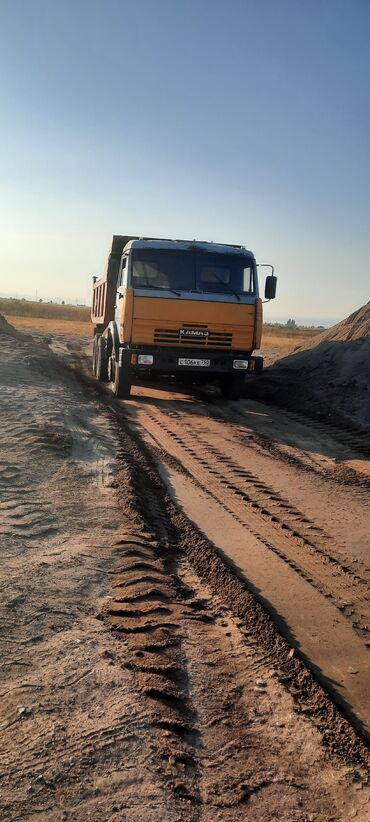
91,235,277,399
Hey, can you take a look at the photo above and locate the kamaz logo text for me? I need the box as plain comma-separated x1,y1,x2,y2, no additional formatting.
180,329,209,338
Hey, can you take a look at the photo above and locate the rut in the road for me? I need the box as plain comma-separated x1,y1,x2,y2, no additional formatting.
70,345,370,755
59,340,370,819
94,394,370,819
104,531,202,808
106,526,341,818
133,404,370,641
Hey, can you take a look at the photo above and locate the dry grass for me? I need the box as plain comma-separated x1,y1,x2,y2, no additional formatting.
4,315,92,337
1,297,91,336
260,326,323,365
0,298,90,322
262,326,320,354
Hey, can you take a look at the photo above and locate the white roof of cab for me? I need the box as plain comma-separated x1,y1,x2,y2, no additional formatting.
123,238,255,257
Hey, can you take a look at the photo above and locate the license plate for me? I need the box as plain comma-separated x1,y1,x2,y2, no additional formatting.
178,358,210,367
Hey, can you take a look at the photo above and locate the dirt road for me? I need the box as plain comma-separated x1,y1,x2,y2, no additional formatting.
1,328,370,821
119,381,370,738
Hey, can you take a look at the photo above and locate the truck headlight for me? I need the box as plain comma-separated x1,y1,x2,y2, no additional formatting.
138,354,154,365
233,359,248,370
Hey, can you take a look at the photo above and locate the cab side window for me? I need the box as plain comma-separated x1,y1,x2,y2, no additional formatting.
243,266,254,293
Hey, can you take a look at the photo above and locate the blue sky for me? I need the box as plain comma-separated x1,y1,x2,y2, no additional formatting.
0,0,369,322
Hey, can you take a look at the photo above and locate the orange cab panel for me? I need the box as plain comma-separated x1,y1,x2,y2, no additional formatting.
131,297,255,350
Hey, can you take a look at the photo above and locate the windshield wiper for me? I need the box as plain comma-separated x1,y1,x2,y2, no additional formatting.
208,272,240,302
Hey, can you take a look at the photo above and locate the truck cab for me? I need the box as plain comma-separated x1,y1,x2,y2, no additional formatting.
91,235,277,399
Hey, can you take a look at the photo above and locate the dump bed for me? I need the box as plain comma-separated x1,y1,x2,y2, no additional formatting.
91,234,138,328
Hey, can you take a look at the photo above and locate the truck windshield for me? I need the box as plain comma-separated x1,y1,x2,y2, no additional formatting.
131,250,255,295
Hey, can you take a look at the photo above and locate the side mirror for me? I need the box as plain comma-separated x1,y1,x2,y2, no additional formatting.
264,275,277,300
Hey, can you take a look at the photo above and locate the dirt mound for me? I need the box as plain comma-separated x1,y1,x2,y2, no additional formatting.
253,302,370,431
299,301,370,348
323,300,370,341
0,312,32,341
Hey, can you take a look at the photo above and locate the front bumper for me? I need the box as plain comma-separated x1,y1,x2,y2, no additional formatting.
120,345,263,375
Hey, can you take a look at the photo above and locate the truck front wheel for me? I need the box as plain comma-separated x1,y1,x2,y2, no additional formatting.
113,362,132,399
96,337,108,382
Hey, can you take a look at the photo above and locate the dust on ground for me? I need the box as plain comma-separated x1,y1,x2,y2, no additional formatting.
1,323,370,820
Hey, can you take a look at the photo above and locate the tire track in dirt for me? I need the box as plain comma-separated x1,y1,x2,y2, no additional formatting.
95,392,369,740
42,338,370,820
129,405,370,642
101,405,370,820
214,395,370,460
67,345,370,733
103,532,202,810
162,397,370,493
0,332,204,821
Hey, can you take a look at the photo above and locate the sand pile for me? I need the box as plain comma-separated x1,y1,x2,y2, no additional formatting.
0,312,32,341
297,301,370,348
254,302,370,431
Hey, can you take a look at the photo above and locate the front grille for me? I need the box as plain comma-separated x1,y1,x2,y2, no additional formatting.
154,328,233,347
208,331,232,346
154,329,179,343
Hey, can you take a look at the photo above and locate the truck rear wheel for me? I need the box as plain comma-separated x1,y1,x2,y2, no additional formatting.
113,363,132,399
92,335,99,376
220,374,245,400
96,337,108,382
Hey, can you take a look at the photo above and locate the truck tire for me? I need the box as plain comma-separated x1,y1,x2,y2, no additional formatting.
253,355,263,375
92,335,99,376
96,337,108,382
220,374,245,400
113,362,132,399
